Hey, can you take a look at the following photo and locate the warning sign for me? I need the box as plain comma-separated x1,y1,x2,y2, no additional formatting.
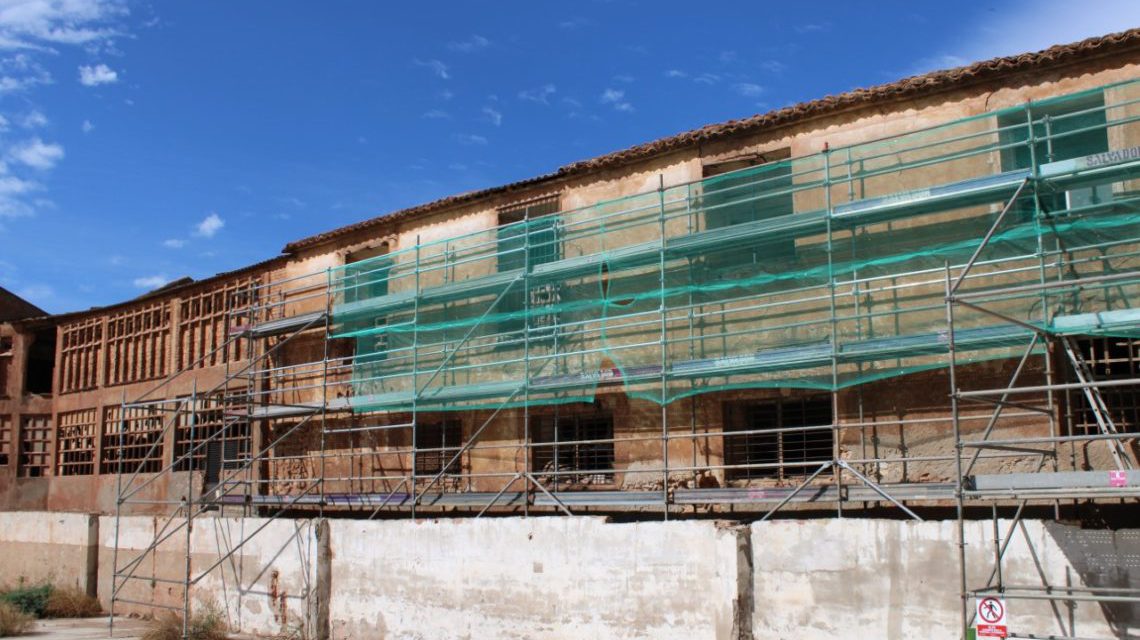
976,596,1007,638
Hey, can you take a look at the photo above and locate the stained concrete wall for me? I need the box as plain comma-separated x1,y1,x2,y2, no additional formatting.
98,515,317,639
0,511,96,593
328,517,743,640
752,519,1132,639
4,512,1137,639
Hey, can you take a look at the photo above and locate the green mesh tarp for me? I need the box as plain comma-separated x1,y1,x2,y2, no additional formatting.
329,78,1140,414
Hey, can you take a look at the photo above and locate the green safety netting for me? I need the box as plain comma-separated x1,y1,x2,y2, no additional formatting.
329,78,1140,414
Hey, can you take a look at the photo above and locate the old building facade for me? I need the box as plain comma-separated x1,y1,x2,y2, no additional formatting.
3,29,1140,518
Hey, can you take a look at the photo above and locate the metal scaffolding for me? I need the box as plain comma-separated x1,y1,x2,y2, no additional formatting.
109,77,1140,638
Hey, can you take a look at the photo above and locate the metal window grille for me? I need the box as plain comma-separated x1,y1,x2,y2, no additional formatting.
1070,337,1140,436
532,411,615,485
723,396,833,481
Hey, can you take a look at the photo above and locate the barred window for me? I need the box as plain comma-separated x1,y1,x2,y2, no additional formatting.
1070,337,1140,436
58,409,97,476
0,414,11,466
18,414,52,477
532,410,614,485
60,318,102,393
101,404,166,474
496,195,561,339
174,391,250,472
723,396,832,481
414,419,462,479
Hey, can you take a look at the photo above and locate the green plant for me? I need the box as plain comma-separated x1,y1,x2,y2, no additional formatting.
44,586,102,618
0,585,51,618
0,601,33,637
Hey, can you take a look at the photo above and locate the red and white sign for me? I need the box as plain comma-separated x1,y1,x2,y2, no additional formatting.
976,596,1007,638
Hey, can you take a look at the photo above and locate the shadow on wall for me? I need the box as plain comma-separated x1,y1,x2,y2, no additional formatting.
1045,521,1140,636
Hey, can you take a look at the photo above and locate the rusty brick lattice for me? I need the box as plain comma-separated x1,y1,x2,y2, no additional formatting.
59,317,102,393
104,301,171,387
0,414,11,466
18,414,51,477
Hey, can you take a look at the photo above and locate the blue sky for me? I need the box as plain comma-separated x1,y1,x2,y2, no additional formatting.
0,0,1137,314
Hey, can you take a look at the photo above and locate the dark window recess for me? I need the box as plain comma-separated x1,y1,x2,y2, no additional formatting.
174,394,251,473
723,396,833,481
532,411,615,485
24,328,55,395
701,150,795,273
1070,337,1140,437
998,92,1110,221
0,336,11,398
343,243,393,363
203,439,244,492
414,419,463,478
496,196,562,340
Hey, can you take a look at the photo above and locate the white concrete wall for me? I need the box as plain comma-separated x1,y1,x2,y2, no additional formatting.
0,511,94,590
5,512,1134,639
328,517,741,640
752,519,1120,639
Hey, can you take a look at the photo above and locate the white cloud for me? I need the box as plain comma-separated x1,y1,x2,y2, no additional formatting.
718,50,738,64
455,133,487,145
413,58,449,79
193,212,224,237
665,69,687,79
518,83,556,104
0,53,50,93
558,17,590,30
0,114,7,131
162,238,184,249
16,283,52,301
133,274,169,289
758,60,787,74
482,106,502,126
77,62,117,86
422,109,451,119
447,34,489,53
795,22,831,34
19,110,46,127
613,74,634,83
8,137,63,169
81,119,93,133
909,0,1140,75
733,83,763,97
600,88,633,112
0,0,127,50
694,73,721,85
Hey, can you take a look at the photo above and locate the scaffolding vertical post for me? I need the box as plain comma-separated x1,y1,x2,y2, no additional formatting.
319,268,331,519
523,208,532,518
411,237,423,518
824,143,843,518
182,383,197,640
946,263,968,640
658,173,670,519
109,389,126,638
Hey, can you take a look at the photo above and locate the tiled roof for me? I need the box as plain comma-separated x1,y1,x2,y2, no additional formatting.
283,29,1140,253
